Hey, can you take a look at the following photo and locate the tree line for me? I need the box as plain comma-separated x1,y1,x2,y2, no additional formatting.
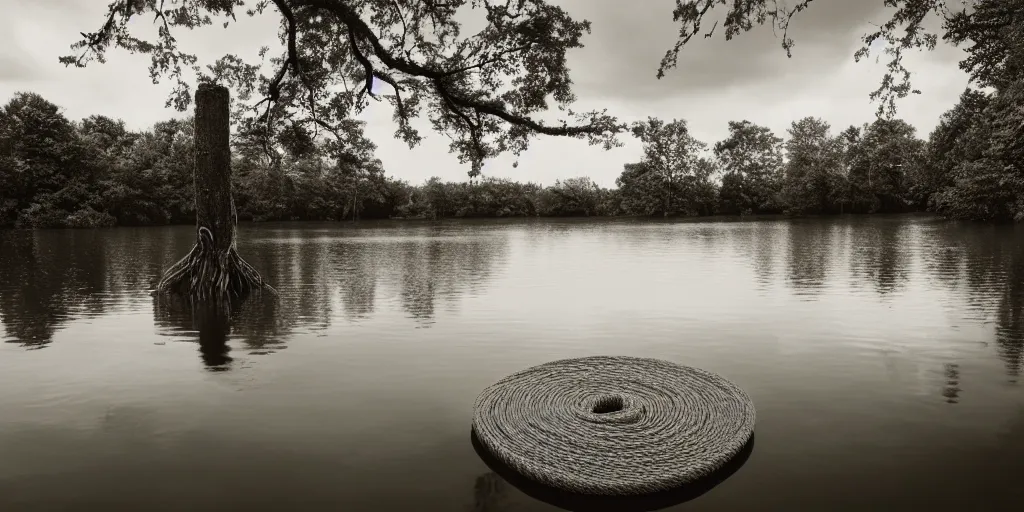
0,84,1018,229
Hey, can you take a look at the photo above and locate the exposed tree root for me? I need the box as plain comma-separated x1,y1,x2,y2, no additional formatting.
156,226,276,302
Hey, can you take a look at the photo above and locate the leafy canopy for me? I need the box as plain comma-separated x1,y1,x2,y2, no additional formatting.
713,120,783,179
62,0,1024,176
630,117,707,181
62,0,626,176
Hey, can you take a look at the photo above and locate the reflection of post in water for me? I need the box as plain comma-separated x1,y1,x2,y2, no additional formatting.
193,301,233,369
153,294,234,370
152,292,285,371
472,472,507,512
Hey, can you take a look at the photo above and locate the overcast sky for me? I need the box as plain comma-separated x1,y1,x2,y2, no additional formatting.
1,0,971,188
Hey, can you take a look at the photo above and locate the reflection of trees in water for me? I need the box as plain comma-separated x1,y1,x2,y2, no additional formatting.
106,227,188,292
0,230,109,348
152,292,285,371
770,216,1024,389
234,226,507,328
942,363,961,404
994,240,1024,380
752,223,783,290
146,225,508,367
332,242,380,321
1,223,507,357
764,216,1024,395
399,241,440,323
2,218,1021,385
922,223,1010,315
240,227,506,328
950,227,1024,380
392,236,505,326
0,224,297,367
731,221,785,290
0,227,193,349
921,222,1024,380
920,224,968,291
242,230,334,332
785,220,837,297
959,228,1014,304
848,218,909,296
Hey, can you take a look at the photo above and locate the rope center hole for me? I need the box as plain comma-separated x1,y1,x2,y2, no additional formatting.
592,395,624,414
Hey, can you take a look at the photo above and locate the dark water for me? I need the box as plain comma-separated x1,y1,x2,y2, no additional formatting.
1,216,1023,511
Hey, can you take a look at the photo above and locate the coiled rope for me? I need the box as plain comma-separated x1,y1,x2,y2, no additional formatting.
471,355,756,496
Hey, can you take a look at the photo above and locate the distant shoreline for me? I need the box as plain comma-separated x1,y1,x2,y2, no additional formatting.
0,211,958,231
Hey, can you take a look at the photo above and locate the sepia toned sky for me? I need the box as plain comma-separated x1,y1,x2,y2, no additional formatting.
0,0,971,187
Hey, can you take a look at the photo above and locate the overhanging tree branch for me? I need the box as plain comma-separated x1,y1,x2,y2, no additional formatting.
297,0,618,138
61,0,625,176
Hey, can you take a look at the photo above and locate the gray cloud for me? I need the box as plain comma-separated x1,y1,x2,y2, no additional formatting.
563,0,959,100
0,53,48,82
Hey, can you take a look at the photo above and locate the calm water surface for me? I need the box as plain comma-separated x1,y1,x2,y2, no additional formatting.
1,216,1023,511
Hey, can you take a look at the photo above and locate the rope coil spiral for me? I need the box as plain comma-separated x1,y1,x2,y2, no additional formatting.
471,356,756,496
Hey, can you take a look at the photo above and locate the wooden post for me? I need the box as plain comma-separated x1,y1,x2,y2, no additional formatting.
156,83,273,301
193,83,236,253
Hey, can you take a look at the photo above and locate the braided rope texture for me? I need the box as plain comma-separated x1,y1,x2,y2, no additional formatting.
471,356,756,496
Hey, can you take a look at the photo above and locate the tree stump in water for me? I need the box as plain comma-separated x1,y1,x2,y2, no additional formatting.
156,83,273,301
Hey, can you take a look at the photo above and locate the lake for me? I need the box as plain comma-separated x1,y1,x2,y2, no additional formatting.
1,215,1023,511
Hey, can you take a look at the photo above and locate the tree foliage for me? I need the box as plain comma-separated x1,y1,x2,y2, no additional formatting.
621,118,715,216
930,84,1024,222
61,0,625,176
4,84,1024,226
845,118,926,213
782,117,847,215
713,120,784,215
944,0,1024,92
0,93,114,228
